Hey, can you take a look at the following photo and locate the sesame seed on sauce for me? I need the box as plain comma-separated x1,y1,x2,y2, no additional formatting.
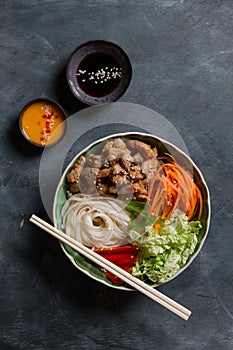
76,52,123,97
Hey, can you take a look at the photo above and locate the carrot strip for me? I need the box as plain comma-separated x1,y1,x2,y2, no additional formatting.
148,158,203,222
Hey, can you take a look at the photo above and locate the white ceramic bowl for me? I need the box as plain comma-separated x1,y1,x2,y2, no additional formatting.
53,132,211,291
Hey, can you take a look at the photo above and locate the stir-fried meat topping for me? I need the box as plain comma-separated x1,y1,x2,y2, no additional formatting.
66,156,86,184
80,167,99,186
85,154,102,168
126,140,155,159
141,158,160,183
102,139,133,162
66,138,160,201
133,152,144,164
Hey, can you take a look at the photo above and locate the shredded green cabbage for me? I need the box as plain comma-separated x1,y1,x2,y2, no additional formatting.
130,209,202,284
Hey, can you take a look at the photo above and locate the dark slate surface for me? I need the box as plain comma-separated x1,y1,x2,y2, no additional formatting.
1,1,233,349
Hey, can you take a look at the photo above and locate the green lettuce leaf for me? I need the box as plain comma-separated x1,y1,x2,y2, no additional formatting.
130,209,202,284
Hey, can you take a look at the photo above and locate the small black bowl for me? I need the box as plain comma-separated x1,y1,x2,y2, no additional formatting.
66,40,132,105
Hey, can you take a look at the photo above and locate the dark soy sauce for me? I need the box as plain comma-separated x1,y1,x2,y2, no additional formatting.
76,52,122,97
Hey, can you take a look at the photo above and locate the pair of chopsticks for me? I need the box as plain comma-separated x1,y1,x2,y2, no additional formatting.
30,214,191,321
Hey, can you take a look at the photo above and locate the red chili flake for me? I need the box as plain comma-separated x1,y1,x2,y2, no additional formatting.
42,115,47,119
46,115,52,120
51,110,54,116
46,121,50,127
55,115,59,119
40,137,44,141
46,130,51,134
37,121,41,125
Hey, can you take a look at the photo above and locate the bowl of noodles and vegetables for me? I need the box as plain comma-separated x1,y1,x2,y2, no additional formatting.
53,132,210,290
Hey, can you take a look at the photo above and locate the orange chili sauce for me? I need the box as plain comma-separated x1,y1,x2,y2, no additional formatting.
20,100,66,146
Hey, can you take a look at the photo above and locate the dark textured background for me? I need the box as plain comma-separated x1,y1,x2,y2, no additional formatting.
1,1,233,349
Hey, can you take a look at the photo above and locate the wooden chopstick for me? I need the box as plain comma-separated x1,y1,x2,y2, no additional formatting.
29,214,191,320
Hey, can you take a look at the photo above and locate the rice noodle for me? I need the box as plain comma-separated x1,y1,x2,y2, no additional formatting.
61,194,131,247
